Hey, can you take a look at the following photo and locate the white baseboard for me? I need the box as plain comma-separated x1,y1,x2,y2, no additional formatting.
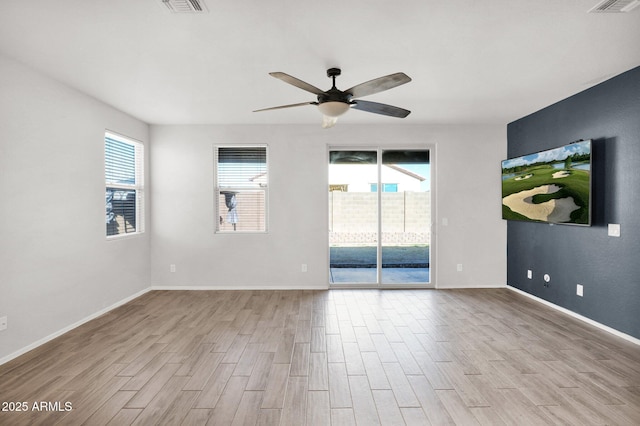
508,286,640,346
0,287,152,366
150,285,329,291
436,283,506,289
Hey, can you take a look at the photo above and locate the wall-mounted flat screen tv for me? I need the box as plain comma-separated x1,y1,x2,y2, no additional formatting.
502,140,591,226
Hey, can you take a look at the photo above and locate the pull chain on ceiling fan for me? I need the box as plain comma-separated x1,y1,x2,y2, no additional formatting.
254,68,412,128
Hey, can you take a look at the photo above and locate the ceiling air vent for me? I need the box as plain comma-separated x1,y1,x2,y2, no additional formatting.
589,0,640,13
161,0,208,13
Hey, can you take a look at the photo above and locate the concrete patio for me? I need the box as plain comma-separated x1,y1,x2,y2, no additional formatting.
329,245,430,284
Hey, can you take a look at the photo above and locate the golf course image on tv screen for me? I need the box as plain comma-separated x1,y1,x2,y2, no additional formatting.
502,140,591,225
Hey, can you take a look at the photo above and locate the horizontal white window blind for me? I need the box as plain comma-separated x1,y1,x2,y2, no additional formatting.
215,146,267,232
105,132,144,237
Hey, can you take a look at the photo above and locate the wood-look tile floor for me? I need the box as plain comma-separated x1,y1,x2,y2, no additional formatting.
1,289,640,425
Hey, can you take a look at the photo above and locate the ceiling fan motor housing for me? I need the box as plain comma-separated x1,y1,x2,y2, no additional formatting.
318,88,352,104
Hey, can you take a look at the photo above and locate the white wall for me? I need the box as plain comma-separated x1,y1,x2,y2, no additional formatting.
434,126,508,288
150,123,507,289
0,54,150,362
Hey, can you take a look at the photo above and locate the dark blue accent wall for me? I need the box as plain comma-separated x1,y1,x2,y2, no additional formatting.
507,66,640,339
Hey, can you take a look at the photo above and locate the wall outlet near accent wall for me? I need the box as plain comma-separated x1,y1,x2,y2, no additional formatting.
527,270,532,279
577,284,584,297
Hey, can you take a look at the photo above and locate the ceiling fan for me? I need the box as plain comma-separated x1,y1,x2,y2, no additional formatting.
254,68,412,128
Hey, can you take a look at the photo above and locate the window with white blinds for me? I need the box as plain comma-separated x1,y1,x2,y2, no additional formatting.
215,146,268,232
105,132,144,237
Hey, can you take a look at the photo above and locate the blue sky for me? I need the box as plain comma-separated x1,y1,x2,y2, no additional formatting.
399,163,431,191
502,140,590,169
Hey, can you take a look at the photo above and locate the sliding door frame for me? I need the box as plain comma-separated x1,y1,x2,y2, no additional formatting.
328,144,436,289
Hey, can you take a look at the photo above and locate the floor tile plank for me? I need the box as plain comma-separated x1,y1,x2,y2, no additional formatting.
280,376,308,426
306,390,331,426
328,362,352,408
348,375,381,425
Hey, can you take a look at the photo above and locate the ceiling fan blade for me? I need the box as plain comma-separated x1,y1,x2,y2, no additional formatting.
253,101,317,112
351,100,411,118
346,72,411,98
269,72,324,95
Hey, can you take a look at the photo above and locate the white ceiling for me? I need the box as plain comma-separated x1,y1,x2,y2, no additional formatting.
1,0,639,126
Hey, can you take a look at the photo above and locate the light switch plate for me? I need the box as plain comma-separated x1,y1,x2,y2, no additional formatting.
608,223,621,237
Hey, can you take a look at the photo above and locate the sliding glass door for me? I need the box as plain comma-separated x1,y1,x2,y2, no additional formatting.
329,149,431,286
328,151,378,284
380,150,430,284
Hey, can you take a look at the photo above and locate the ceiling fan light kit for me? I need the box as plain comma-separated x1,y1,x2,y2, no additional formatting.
317,101,350,117
318,102,350,128
254,67,412,128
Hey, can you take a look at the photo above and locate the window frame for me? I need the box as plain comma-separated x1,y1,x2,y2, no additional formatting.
105,131,145,239
214,144,269,234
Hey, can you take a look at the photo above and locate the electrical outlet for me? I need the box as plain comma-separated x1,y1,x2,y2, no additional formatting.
0,316,7,331
577,284,584,297
456,263,463,272
527,270,532,279
170,264,176,273
301,263,308,272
